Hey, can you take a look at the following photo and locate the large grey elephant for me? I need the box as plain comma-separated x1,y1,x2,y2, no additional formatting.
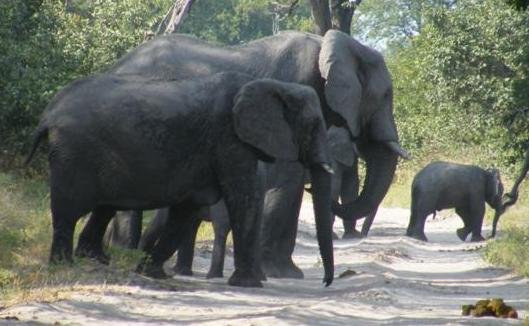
26,72,335,287
157,127,379,279
405,161,504,242
140,131,378,279
82,29,408,278
108,126,379,282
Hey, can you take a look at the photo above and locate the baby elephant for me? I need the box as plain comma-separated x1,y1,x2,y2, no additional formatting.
406,161,504,242
26,72,334,287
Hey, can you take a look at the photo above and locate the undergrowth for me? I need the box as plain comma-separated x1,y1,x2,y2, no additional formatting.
0,172,215,307
484,227,529,278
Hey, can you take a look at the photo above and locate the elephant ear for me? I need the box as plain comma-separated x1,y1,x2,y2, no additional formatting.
319,29,381,138
232,80,298,161
327,126,356,167
233,79,333,169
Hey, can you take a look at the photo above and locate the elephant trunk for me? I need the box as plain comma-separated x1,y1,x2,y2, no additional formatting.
309,164,334,287
335,96,405,220
335,142,398,220
491,208,502,238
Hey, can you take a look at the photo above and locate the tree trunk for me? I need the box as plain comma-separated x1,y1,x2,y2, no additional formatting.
330,0,356,35
164,0,195,34
309,0,332,35
308,0,360,36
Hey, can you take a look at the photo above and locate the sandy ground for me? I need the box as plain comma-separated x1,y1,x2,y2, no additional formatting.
1,199,528,325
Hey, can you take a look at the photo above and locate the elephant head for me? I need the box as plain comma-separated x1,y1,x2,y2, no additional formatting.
318,30,409,219
487,168,505,238
232,79,334,286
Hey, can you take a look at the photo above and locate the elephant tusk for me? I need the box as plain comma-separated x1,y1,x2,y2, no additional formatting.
321,163,335,174
386,141,411,160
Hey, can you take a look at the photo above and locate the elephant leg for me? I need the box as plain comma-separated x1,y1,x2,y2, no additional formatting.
361,208,378,237
340,161,363,239
469,203,486,242
455,207,472,242
405,207,415,236
261,162,305,279
138,208,169,254
207,201,230,279
174,216,202,276
49,193,90,264
406,196,429,241
214,157,263,287
104,210,143,249
75,206,116,264
412,210,429,241
137,205,198,279
276,205,303,279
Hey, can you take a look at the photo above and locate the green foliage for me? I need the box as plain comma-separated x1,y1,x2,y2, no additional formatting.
389,0,529,169
484,226,529,277
0,171,51,285
0,0,171,165
506,0,529,10
352,0,455,49
181,0,312,45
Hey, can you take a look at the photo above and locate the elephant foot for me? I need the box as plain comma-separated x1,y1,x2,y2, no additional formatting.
456,227,470,242
277,260,304,279
49,251,73,265
228,269,263,288
254,266,267,281
261,259,281,278
342,229,364,240
407,232,428,242
206,269,224,279
136,262,169,279
173,265,193,276
75,245,110,265
470,234,485,242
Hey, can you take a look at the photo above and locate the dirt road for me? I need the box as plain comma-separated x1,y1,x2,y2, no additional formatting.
1,200,527,325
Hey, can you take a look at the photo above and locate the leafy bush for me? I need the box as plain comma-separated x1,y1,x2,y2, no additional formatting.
389,0,529,169
484,227,529,278
0,0,171,166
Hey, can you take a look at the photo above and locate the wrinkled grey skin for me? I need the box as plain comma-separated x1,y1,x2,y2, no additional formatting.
139,165,261,280
406,161,504,242
104,210,143,249
90,29,407,278
326,126,377,239
138,127,379,280
26,72,334,287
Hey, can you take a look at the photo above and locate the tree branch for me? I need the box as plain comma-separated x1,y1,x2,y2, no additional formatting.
164,0,195,34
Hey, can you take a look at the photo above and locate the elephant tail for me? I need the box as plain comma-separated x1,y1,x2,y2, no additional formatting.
24,124,48,166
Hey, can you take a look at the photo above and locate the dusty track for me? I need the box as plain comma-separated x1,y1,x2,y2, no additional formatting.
1,199,528,325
